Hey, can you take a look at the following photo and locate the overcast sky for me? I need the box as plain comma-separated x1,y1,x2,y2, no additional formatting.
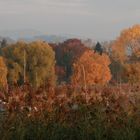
0,0,140,40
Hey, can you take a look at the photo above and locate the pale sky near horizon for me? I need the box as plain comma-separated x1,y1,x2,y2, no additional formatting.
0,0,140,40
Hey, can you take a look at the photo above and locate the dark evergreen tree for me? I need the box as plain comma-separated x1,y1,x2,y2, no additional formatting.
0,39,7,48
94,42,103,55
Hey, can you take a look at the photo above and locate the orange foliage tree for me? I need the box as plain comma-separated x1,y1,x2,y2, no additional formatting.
123,62,140,84
112,25,140,63
110,25,140,83
0,56,7,90
71,50,111,87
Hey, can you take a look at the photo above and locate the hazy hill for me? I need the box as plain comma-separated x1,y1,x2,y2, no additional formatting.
0,29,42,40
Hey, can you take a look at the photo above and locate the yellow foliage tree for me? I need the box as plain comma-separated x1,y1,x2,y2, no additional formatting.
2,41,56,88
0,56,7,89
71,50,111,87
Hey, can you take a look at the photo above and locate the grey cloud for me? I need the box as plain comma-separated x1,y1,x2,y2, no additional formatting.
0,0,140,40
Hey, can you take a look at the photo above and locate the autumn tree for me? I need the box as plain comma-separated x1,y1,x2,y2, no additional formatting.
109,59,125,83
0,56,7,90
2,41,56,88
71,50,111,87
110,25,140,83
112,25,140,63
123,62,140,84
51,39,89,83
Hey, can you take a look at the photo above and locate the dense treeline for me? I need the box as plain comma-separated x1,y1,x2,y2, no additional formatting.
1,25,140,89
0,38,112,90
0,25,140,139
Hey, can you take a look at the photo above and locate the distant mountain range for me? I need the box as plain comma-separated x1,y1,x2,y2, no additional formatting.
0,29,97,46
0,29,78,43
0,29,42,40
23,35,68,43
